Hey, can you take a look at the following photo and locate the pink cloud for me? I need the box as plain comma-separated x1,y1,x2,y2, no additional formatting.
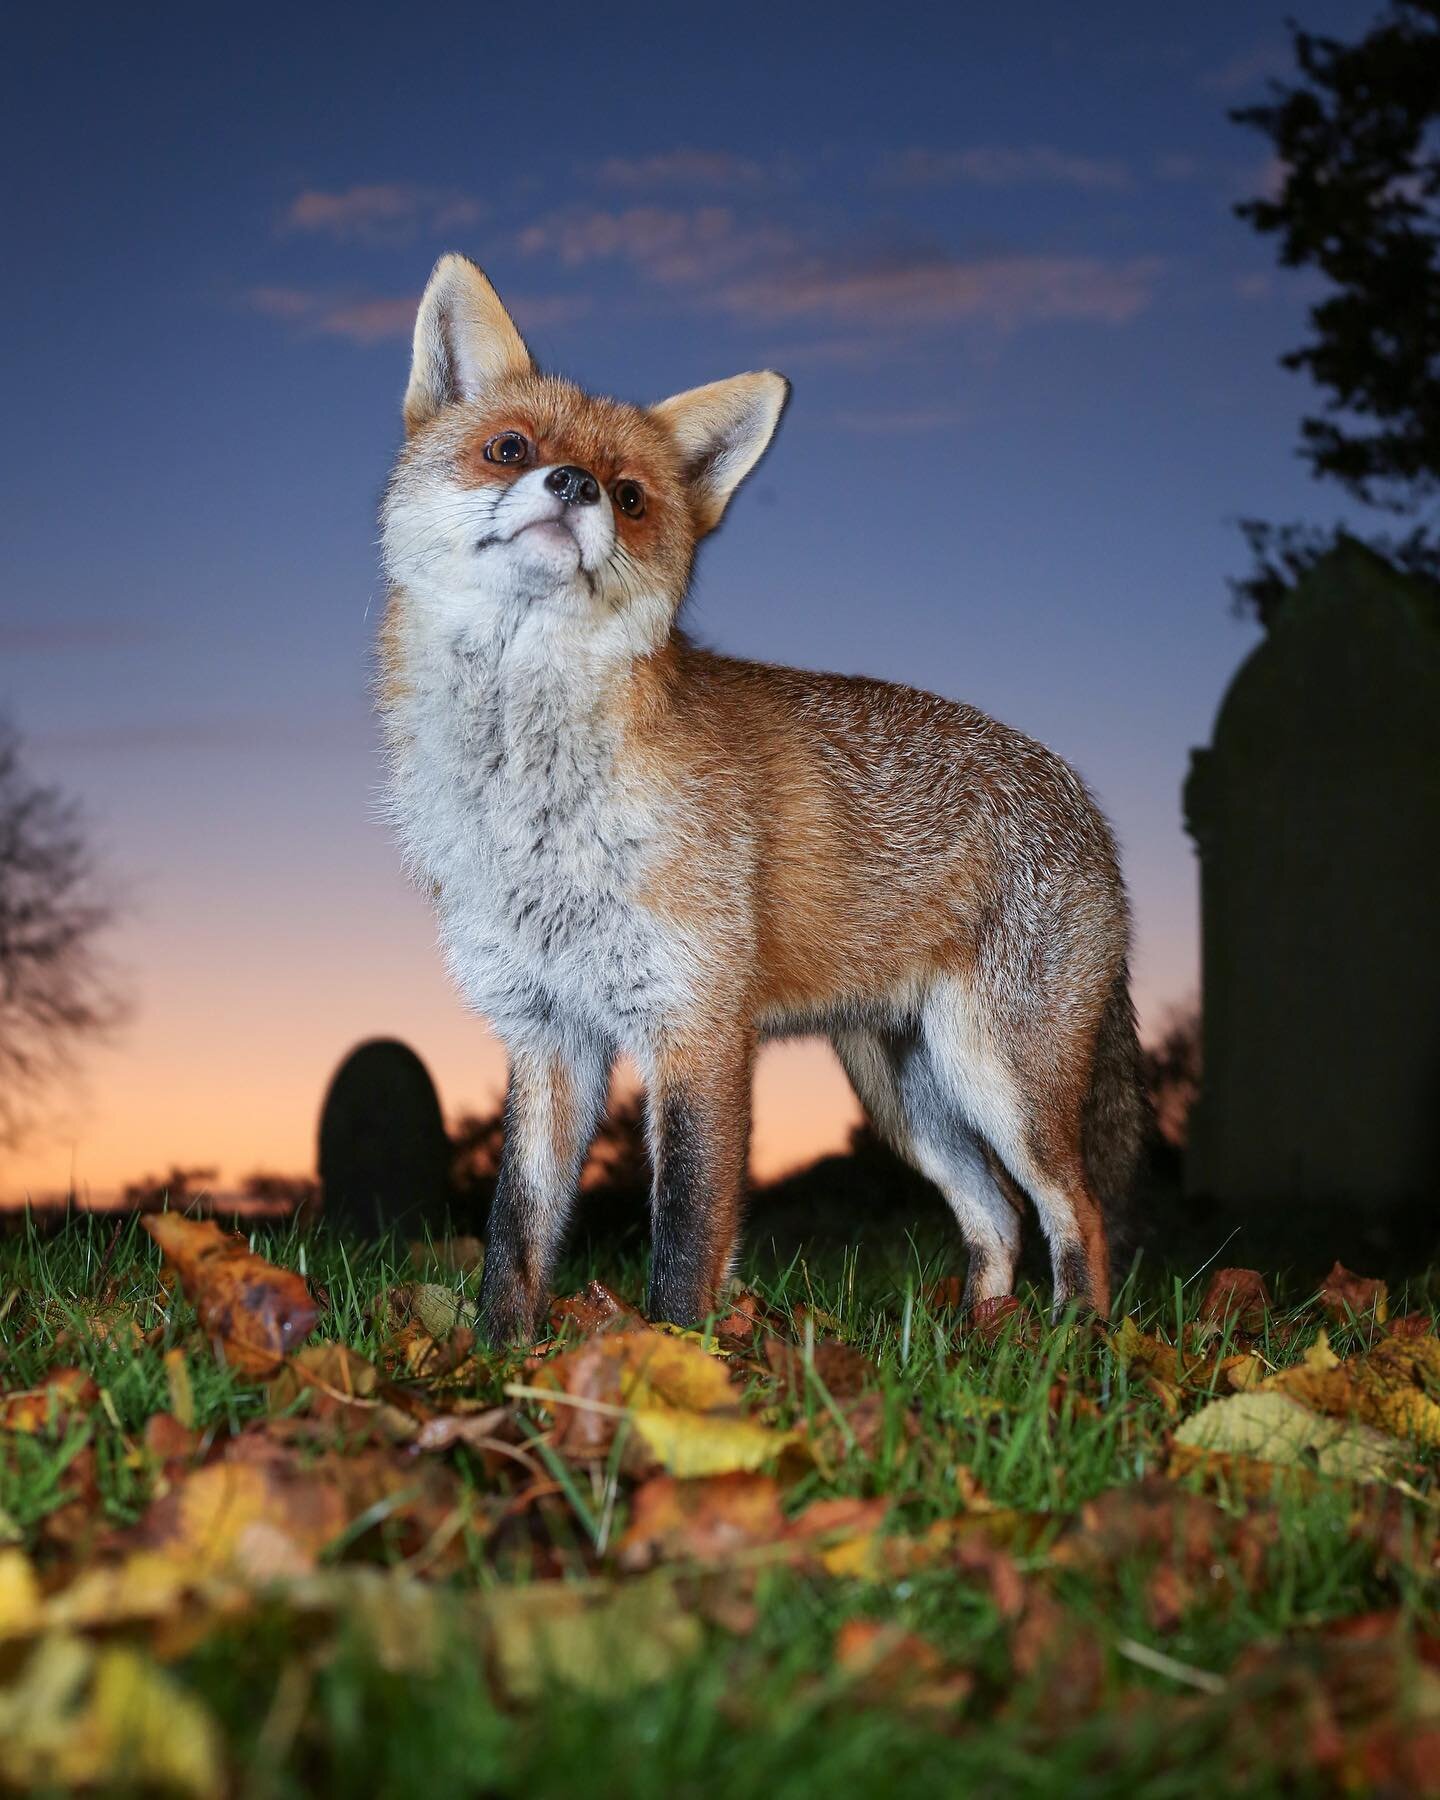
592,149,765,190
715,254,1164,331
518,205,798,286
281,184,485,245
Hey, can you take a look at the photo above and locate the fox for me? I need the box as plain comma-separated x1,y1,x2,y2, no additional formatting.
377,254,1146,1343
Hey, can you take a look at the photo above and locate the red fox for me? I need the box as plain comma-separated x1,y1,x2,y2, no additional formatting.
379,255,1145,1340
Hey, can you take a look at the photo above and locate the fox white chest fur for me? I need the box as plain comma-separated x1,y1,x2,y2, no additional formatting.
377,252,1143,1343
383,614,698,1053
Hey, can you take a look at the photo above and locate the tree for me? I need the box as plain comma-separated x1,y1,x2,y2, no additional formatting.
0,719,122,1147
1230,2,1440,625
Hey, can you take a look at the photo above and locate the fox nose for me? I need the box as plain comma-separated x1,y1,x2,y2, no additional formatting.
544,465,601,507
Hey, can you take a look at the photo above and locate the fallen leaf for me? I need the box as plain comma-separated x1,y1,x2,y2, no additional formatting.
1173,1390,1404,1482
1266,1331,1440,1449
1319,1262,1389,1324
628,1407,806,1480
267,1340,379,1414
967,1295,1029,1340
549,1281,643,1337
164,1348,196,1430
0,1366,99,1434
1200,1268,1272,1332
143,1214,318,1376
617,1471,785,1570
0,1635,222,1797
480,1578,702,1701
834,1619,974,1718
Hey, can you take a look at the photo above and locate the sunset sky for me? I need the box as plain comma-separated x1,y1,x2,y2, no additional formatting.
1,1,1375,1203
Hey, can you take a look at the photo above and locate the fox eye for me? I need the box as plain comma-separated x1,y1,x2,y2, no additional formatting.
483,431,531,467
613,479,646,519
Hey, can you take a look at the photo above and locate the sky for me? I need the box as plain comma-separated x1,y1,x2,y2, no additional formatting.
0,0,1379,1202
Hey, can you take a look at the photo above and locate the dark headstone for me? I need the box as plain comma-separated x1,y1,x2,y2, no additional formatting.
318,1039,454,1235
1183,543,1440,1208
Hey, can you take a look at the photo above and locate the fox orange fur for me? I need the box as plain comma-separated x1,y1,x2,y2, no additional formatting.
378,255,1145,1340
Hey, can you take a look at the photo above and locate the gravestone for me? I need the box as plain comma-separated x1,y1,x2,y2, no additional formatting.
1183,542,1440,1208
318,1039,454,1234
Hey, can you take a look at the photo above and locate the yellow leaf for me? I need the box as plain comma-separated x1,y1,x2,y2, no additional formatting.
480,1579,702,1702
0,1549,40,1637
1173,1390,1403,1482
165,1348,196,1430
0,1636,222,1798
628,1406,805,1479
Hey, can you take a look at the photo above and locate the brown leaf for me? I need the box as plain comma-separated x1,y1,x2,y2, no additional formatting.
267,1341,379,1415
0,1366,99,1434
1318,1262,1389,1323
143,1214,318,1376
1200,1267,1272,1332
966,1295,1030,1341
617,1472,786,1571
1386,1312,1435,1340
834,1619,974,1718
549,1281,644,1337
142,1412,202,1467
1055,1477,1275,1629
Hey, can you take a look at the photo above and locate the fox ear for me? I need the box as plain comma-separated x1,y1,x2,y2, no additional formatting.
652,371,789,532
403,255,533,435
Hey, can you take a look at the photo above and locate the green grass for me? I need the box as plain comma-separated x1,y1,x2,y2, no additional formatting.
1,1215,1437,1798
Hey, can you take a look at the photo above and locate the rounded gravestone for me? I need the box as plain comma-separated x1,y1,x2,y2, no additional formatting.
318,1039,454,1235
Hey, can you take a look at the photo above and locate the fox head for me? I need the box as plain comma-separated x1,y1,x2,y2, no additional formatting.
381,255,788,657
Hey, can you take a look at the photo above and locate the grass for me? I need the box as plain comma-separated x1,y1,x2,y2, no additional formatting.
1,1213,1437,1798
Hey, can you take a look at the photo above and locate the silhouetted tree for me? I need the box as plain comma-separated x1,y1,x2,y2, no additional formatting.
1230,2,1440,624
1141,1006,1202,1151
450,1092,651,1208
121,1165,218,1210
0,719,122,1146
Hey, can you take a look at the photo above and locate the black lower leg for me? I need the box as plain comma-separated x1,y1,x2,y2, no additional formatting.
647,1088,711,1326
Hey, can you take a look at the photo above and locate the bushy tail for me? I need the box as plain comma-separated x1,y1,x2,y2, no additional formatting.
1082,967,1148,1253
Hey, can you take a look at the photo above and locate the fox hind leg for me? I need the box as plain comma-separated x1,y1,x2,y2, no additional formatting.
918,983,1111,1317
832,1026,1022,1305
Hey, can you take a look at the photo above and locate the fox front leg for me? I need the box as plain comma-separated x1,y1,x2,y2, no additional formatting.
477,1036,609,1343
645,1028,753,1327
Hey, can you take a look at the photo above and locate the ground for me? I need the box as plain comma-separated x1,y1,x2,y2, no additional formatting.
0,1213,1436,1798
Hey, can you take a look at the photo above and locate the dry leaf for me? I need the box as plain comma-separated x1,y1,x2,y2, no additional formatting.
143,1214,318,1376
834,1619,974,1718
549,1281,643,1336
1173,1390,1404,1482
1318,1262,1389,1323
628,1408,806,1480
0,1635,222,1797
0,1365,99,1434
1200,1268,1272,1332
480,1579,702,1701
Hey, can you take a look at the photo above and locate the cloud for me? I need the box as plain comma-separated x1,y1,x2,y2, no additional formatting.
591,150,765,190
877,145,1131,193
1154,153,1202,183
1198,43,1291,95
281,183,485,245
246,286,587,346
517,206,1162,344
714,253,1164,332
517,206,797,285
